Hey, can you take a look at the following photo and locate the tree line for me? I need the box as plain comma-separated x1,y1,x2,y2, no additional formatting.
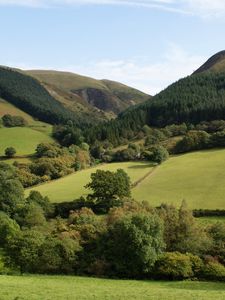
0,163,225,281
83,72,225,145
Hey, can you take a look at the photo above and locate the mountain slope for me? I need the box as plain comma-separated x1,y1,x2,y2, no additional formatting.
0,67,88,126
194,50,225,74
26,70,149,116
85,51,225,144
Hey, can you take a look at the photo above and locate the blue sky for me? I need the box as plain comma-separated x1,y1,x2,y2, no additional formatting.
0,0,225,94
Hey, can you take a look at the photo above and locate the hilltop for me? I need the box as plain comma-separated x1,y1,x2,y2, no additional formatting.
26,70,149,117
86,51,225,144
194,50,225,74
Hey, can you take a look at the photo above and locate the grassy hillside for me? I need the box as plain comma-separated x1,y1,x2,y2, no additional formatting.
26,149,225,209
194,50,225,74
0,67,86,126
132,149,225,209
0,98,34,123
0,127,54,156
26,161,154,202
0,275,225,300
26,70,108,91
27,70,149,115
86,52,225,145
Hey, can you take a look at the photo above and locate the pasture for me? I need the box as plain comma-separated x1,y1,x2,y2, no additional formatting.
26,161,154,202
132,149,225,209
0,275,225,300
26,149,225,209
0,127,54,156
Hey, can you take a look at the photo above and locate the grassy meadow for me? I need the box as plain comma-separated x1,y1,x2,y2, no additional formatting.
0,275,225,300
0,127,54,156
26,161,154,202
132,149,225,209
26,149,225,209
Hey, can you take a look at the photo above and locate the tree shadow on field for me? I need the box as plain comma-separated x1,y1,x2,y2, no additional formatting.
142,280,225,291
128,163,156,169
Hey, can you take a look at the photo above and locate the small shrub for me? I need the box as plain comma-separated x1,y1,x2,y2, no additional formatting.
5,147,16,158
201,262,225,281
155,252,203,280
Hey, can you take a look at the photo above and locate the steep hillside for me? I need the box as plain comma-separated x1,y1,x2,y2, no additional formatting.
0,127,54,156
86,52,225,144
26,70,149,115
26,149,225,209
194,50,225,74
0,67,86,126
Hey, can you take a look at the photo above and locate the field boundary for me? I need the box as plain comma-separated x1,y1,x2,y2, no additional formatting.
131,166,158,189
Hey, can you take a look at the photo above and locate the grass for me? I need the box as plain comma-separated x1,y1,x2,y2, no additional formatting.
26,149,225,209
26,162,154,202
26,70,109,91
132,149,225,210
0,275,225,300
0,127,54,156
197,216,225,225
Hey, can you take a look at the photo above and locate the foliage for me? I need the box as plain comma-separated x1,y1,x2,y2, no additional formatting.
105,212,165,277
84,72,225,145
201,261,225,281
2,114,27,127
144,145,169,164
0,67,85,126
85,169,131,212
0,163,24,216
155,252,203,280
174,131,210,153
5,147,16,158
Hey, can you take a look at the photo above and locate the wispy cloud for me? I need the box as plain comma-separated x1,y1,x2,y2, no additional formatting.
70,44,206,94
7,44,206,95
1,0,225,18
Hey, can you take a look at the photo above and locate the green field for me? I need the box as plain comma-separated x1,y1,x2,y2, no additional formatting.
26,162,154,202
26,149,225,209
0,127,54,156
0,275,225,300
132,149,225,209
197,216,225,225
0,98,52,133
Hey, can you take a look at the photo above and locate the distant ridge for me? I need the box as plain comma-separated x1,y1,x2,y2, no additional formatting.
194,50,225,74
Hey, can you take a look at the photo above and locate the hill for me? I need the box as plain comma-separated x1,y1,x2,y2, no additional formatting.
0,67,87,126
26,149,225,209
26,70,149,116
132,148,225,209
86,51,225,144
0,127,54,156
194,50,225,74
26,161,153,203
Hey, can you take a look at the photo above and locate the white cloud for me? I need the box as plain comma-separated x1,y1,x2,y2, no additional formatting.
4,45,206,95
1,0,225,18
73,45,206,94
185,0,225,17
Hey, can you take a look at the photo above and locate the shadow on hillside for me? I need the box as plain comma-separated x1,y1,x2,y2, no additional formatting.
128,163,156,169
142,281,225,291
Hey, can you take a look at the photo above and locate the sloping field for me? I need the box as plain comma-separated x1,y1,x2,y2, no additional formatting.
26,162,154,202
0,127,54,156
0,98,34,123
132,149,225,209
0,98,52,134
0,275,225,300
26,149,225,209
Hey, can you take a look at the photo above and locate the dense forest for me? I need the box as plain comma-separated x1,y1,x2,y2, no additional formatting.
84,72,225,145
0,67,90,127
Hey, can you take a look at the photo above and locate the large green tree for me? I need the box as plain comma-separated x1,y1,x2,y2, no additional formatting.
105,213,165,277
86,169,131,212
0,163,24,216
